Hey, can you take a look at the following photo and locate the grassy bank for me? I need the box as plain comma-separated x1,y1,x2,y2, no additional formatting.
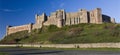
0,52,7,55
1,23,120,44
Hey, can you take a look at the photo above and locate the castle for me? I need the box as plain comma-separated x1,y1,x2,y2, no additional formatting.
6,8,115,35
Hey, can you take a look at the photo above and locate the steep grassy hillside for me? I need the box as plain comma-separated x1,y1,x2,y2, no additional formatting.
1,23,120,44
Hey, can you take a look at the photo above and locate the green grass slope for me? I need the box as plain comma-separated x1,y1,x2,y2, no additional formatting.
1,23,120,44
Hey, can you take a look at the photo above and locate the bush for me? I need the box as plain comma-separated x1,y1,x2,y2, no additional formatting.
67,27,84,36
110,29,120,37
48,25,60,32
48,31,66,43
32,29,41,34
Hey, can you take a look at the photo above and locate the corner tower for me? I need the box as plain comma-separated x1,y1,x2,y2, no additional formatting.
111,18,116,23
34,13,47,29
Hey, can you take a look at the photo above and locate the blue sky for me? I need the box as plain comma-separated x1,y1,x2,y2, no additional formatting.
0,0,120,39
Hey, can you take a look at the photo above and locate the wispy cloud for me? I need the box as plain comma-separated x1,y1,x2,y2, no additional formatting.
60,3,65,8
0,9,22,12
50,2,65,9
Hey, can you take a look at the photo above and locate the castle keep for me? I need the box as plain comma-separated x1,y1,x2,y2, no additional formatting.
6,8,115,35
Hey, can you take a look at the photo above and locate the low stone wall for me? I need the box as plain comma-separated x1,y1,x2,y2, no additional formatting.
0,43,120,48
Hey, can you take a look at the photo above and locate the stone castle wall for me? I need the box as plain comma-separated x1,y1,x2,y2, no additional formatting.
65,9,88,25
6,23,32,35
43,10,65,27
6,8,116,36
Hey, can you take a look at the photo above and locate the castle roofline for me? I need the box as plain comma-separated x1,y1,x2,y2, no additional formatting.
56,9,65,11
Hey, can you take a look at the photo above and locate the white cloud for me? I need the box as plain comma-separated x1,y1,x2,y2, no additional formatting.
0,9,22,12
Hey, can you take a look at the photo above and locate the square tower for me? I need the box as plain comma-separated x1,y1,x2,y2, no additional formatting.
79,9,88,23
90,8,102,24
35,13,47,29
56,10,66,27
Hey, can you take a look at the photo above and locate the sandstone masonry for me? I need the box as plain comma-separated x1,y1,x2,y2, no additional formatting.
6,8,116,35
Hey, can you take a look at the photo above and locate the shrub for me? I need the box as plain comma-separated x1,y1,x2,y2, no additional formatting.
48,25,60,32
67,27,84,36
110,29,120,37
48,31,65,43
